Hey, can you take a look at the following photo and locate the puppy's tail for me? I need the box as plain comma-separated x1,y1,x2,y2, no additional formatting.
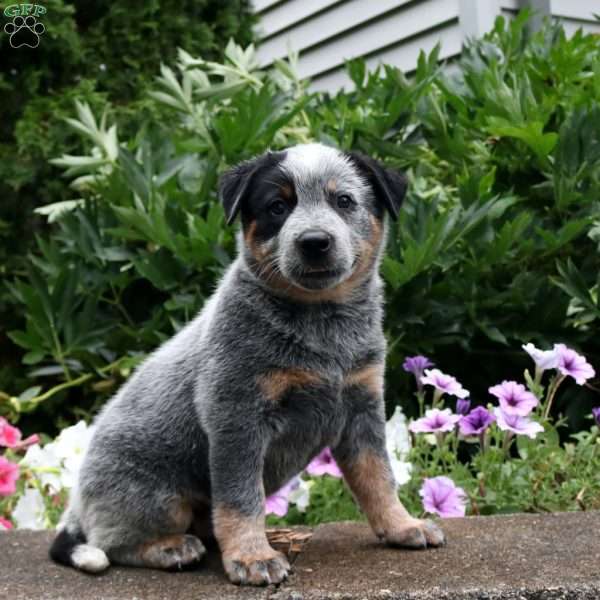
49,525,110,573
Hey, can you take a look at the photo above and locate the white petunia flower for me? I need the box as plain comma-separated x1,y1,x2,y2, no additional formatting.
385,406,413,487
288,478,313,512
54,421,95,488
389,454,413,486
386,406,411,457
21,443,62,493
522,343,559,371
13,488,47,530
54,420,95,464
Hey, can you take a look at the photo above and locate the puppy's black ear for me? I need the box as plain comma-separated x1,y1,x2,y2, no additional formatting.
219,151,284,225
346,152,407,220
219,159,259,226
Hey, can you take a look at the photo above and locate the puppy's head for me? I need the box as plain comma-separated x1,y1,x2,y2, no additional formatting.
219,143,406,298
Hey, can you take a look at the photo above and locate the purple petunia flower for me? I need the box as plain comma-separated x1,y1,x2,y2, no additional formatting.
488,380,538,417
459,406,496,436
456,398,471,416
493,407,544,439
420,369,469,399
419,476,467,518
592,407,600,427
522,343,559,372
409,408,460,434
403,356,434,387
554,344,595,385
305,447,343,478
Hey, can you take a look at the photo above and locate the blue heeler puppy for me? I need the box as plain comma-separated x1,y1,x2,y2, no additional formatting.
50,143,445,586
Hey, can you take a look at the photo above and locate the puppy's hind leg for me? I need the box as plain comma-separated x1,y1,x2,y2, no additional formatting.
109,534,207,570
101,493,206,570
50,502,110,574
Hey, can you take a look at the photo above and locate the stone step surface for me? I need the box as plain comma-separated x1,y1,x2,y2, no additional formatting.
2,511,600,600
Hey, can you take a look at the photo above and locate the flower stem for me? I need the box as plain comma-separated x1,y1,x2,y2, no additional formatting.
543,374,566,420
534,367,543,387
0,357,128,414
479,430,488,454
502,431,514,458
416,390,425,417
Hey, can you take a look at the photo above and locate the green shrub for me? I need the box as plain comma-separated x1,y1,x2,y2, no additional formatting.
0,0,256,407
2,14,599,438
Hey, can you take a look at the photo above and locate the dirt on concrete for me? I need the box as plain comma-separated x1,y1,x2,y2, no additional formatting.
2,511,600,599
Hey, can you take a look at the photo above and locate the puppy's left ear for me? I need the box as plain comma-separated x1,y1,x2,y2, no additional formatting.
347,152,407,220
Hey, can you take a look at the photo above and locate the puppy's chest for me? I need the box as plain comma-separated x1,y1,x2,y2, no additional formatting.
260,313,384,405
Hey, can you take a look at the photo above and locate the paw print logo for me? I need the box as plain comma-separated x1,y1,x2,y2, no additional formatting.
4,15,45,48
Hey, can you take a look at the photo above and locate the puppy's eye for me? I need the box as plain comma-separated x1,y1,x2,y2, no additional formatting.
269,200,286,216
337,194,353,209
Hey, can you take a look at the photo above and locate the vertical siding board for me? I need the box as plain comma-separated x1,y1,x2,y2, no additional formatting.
458,0,501,38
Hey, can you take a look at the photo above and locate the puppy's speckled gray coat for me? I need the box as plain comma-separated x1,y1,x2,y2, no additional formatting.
50,144,445,586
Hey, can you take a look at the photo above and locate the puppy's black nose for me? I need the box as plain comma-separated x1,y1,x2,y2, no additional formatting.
297,229,332,260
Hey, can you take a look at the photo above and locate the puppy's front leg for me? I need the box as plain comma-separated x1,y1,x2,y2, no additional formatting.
335,364,446,548
209,423,289,586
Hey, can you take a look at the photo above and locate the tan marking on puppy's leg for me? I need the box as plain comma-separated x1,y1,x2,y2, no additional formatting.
341,450,445,548
213,506,290,585
168,496,193,531
343,450,408,536
257,368,322,402
344,363,384,398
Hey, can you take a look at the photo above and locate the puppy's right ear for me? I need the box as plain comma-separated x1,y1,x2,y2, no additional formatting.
219,151,285,225
219,159,260,226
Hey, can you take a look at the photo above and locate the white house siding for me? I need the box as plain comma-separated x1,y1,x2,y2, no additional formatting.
254,0,600,92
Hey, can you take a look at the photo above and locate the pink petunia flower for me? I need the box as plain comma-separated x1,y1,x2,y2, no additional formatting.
265,491,290,517
420,369,469,399
305,447,342,478
459,406,496,436
488,380,538,417
0,516,12,530
0,418,22,448
493,407,544,439
554,344,595,385
266,476,312,517
409,408,460,434
12,434,40,451
522,343,559,371
419,476,467,518
0,457,19,496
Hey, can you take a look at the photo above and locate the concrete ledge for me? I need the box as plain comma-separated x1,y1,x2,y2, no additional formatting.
2,511,600,599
